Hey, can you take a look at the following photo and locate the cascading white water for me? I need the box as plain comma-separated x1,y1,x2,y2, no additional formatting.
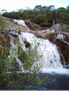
13,19,30,31
9,35,24,72
18,32,69,74
13,19,26,27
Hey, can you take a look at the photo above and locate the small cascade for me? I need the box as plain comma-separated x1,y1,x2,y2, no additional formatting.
13,19,30,31
56,33,69,45
13,19,26,26
9,35,24,72
56,33,65,40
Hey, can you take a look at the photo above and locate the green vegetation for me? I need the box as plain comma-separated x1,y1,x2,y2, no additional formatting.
14,36,19,45
32,14,48,27
0,36,46,90
18,46,42,72
2,5,69,28
0,15,5,30
0,47,10,88
62,27,69,32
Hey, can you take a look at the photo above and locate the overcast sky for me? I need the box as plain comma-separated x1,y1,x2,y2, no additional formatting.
0,0,69,11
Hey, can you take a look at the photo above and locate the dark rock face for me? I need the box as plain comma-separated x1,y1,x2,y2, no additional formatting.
53,39,69,65
24,40,30,48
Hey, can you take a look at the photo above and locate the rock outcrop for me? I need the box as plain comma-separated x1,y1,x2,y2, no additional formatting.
50,23,69,32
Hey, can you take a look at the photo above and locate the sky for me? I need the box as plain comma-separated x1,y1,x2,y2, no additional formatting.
0,0,69,11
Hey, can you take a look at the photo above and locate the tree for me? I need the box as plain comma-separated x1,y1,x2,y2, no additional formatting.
34,5,42,11
48,5,55,11
43,6,48,10
67,6,69,9
32,14,47,27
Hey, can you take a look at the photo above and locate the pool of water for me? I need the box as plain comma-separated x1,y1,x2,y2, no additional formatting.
37,73,69,90
1,73,69,90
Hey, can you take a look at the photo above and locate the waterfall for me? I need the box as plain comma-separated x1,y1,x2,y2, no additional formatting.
19,32,69,73
13,19,26,27
8,31,69,74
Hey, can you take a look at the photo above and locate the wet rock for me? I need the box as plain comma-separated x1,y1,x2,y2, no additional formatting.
24,40,30,48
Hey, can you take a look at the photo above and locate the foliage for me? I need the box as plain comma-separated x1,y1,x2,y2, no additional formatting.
32,14,47,27
0,47,10,88
34,5,43,11
0,37,47,90
0,15,5,30
18,39,42,72
62,27,69,32
2,5,69,28
14,36,19,45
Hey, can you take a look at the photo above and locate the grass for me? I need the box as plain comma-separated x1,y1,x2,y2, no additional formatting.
62,27,69,32
0,42,45,90
0,15,5,30
14,36,19,45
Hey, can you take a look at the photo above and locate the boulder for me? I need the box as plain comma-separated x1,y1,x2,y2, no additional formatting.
50,24,63,31
50,23,69,32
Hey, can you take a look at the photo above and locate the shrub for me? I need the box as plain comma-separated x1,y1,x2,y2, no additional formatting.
32,14,47,27
0,35,47,89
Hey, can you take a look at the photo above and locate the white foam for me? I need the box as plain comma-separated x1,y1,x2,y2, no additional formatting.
13,19,30,31
56,34,65,40
13,19,26,26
